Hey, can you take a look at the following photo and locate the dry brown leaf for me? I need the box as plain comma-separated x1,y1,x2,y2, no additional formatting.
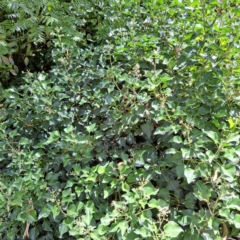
10,69,17,76
221,222,228,240
2,56,10,65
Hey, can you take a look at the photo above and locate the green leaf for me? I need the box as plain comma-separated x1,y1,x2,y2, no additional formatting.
64,217,74,227
167,179,179,192
83,201,94,226
104,186,114,198
67,204,78,218
160,73,171,83
77,202,84,211
0,192,6,205
220,164,236,182
62,188,75,203
198,106,209,115
194,180,211,202
42,220,52,231
96,224,109,236
184,167,196,184
64,125,74,133
51,205,60,220
141,122,154,138
142,183,158,197
203,130,219,144
164,221,183,237
10,198,22,206
19,137,31,145
135,227,150,237
84,207,93,225
98,165,106,175
169,136,182,143
118,221,128,236
227,198,240,211
223,148,239,164
38,207,50,220
101,214,113,226
148,198,169,209
219,208,231,219
121,182,130,192
227,134,240,143
27,210,37,224
185,192,197,208
44,131,60,144
75,186,84,197
109,222,120,233
29,226,39,240
233,214,240,228
86,123,96,133
59,223,68,238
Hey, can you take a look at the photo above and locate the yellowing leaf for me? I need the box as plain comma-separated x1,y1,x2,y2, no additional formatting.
24,57,29,66
196,35,203,41
228,118,235,129
220,37,228,46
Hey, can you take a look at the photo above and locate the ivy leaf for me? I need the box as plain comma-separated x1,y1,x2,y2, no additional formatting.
220,164,236,182
160,73,171,83
27,210,37,224
141,122,154,138
84,201,94,226
169,136,182,143
59,223,68,238
233,214,240,228
67,204,78,218
148,198,169,209
38,207,50,220
51,205,60,220
118,221,128,236
227,134,240,143
227,198,240,211
86,123,96,133
64,125,74,133
184,167,197,184
84,205,93,225
142,183,158,197
29,227,39,240
194,180,211,202
104,186,114,198
203,130,219,144
101,214,113,226
98,165,106,174
164,221,183,237
135,227,150,237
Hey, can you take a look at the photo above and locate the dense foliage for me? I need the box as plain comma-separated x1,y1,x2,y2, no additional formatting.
0,0,240,239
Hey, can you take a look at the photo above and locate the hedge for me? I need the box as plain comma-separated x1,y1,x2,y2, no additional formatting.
0,0,240,239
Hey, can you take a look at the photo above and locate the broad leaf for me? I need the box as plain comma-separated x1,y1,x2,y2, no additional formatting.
164,221,183,237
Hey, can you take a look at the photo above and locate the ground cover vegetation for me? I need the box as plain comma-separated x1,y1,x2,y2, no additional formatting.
0,0,240,239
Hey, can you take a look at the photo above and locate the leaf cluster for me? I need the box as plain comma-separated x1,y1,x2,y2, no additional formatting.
0,0,240,239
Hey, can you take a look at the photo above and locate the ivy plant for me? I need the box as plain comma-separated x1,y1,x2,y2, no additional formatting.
0,0,239,240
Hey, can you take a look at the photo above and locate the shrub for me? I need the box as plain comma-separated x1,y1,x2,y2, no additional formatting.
0,1,240,239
